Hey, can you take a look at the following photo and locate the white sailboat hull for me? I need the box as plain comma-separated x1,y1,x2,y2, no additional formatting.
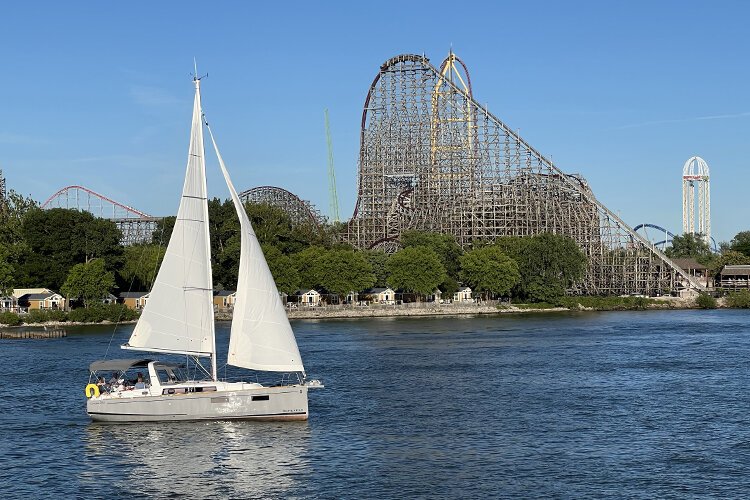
87,384,308,422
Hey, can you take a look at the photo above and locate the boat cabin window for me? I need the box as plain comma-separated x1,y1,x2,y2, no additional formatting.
155,366,185,384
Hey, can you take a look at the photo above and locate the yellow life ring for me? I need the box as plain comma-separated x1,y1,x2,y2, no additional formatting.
85,384,100,398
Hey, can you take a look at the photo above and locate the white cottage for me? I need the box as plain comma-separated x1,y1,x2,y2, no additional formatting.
363,287,395,305
294,289,321,307
453,286,473,303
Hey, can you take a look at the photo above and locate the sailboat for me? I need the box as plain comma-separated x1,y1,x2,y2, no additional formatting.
86,75,321,422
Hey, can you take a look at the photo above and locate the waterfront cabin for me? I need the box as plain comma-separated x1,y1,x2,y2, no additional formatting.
213,290,236,311
362,287,395,305
119,291,150,310
102,293,118,305
0,295,18,312
719,265,750,290
426,289,443,303
18,291,66,310
672,258,711,287
453,287,474,303
293,289,321,307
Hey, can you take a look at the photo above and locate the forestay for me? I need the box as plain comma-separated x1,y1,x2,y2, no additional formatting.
125,79,215,357
206,125,305,374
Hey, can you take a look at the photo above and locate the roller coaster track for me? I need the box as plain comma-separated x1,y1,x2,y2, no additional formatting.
42,185,160,245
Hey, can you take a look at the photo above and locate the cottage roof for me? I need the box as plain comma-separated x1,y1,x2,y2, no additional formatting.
214,290,236,297
672,258,707,271
12,288,52,299
294,289,320,296
363,287,393,294
24,292,57,301
457,286,472,292
721,265,750,276
119,291,150,299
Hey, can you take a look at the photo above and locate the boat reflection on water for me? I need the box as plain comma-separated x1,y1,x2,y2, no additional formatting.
81,421,311,497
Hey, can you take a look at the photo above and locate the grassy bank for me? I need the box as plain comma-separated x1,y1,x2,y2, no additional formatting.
0,304,139,327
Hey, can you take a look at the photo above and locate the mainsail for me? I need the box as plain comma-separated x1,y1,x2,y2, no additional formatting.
125,79,216,358
206,124,305,374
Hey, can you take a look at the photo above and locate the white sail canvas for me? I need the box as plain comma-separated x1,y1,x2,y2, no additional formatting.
206,127,305,373
126,81,215,357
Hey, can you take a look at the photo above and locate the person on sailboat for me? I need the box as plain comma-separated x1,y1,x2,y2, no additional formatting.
134,373,146,389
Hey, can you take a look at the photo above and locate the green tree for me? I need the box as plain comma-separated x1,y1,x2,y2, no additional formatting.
263,245,299,294
666,233,712,262
152,216,176,244
400,230,463,278
119,244,166,290
246,202,319,254
459,246,520,299
319,249,375,298
0,243,15,296
710,250,750,280
61,258,116,308
386,246,446,298
0,189,38,247
726,290,750,308
496,233,586,302
728,231,750,257
363,250,389,287
695,293,717,309
20,208,122,290
292,246,326,290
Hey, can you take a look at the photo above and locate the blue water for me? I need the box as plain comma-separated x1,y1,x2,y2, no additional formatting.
1,310,750,498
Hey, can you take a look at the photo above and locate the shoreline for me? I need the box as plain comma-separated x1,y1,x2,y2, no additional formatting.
0,297,729,329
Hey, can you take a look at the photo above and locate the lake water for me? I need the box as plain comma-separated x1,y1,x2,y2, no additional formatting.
2,310,750,498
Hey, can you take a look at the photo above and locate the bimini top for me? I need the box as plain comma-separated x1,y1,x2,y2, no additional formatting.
89,358,153,372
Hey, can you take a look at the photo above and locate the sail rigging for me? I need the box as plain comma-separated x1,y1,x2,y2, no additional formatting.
205,123,305,374
124,78,216,361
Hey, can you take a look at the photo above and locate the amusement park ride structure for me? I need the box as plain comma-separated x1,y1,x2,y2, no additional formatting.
682,156,711,245
345,51,702,295
40,51,703,295
41,185,160,246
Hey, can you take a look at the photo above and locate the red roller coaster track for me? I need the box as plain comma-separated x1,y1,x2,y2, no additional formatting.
41,185,151,218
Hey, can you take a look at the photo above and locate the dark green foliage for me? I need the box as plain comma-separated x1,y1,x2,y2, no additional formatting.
729,231,750,257
400,230,463,279
726,290,750,308
386,246,446,297
695,293,717,309
0,311,22,326
459,246,520,298
19,208,122,290
263,245,299,294
292,246,326,290
119,244,165,291
0,190,38,247
68,304,138,323
665,233,712,263
152,216,176,245
0,243,15,296
245,202,319,254
439,276,459,296
496,233,587,302
24,309,65,324
363,250,389,287
318,249,375,297
61,258,116,308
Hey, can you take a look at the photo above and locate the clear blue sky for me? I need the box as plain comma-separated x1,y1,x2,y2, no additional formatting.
2,1,748,243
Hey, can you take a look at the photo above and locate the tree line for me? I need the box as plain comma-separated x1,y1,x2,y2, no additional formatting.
665,232,750,278
10,190,749,309
0,194,591,306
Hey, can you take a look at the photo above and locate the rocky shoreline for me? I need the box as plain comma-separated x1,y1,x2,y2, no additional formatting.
0,297,715,330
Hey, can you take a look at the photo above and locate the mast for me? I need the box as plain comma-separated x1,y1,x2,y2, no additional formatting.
123,73,216,371
194,75,218,382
